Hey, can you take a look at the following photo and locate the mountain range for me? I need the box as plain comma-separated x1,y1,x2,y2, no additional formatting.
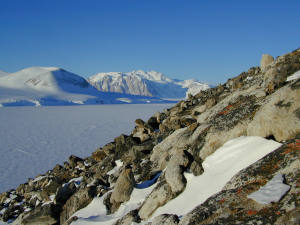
88,70,210,98
0,67,209,106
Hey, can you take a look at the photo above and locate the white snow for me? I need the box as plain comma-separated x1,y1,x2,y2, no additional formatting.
107,160,123,176
71,183,157,225
286,69,300,81
0,104,172,193
151,136,282,218
67,177,83,187
247,174,290,204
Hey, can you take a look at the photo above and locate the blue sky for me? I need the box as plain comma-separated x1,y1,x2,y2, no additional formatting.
0,0,299,84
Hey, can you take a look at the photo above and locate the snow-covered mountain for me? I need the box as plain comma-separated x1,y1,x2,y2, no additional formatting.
0,67,171,106
88,70,210,99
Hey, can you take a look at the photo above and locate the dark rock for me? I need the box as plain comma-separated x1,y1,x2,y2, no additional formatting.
68,155,83,168
92,149,107,161
147,116,160,130
12,203,59,225
103,192,113,215
54,182,77,205
60,185,97,225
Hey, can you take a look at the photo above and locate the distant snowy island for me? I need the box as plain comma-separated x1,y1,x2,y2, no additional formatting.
0,67,210,107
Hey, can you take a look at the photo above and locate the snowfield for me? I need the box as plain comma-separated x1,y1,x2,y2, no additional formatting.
0,104,172,193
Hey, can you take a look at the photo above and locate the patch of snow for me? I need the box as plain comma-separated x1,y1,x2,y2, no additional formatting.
33,175,47,183
0,208,7,215
116,98,132,103
107,160,123,176
24,207,32,212
151,136,282,218
71,182,157,225
67,177,83,187
247,174,290,204
286,70,300,81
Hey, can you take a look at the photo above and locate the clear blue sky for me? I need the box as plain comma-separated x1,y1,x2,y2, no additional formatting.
0,0,299,84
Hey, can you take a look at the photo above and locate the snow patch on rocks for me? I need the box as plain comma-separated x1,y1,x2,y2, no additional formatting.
248,174,290,204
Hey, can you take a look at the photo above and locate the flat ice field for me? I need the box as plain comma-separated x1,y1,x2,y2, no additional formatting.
0,104,172,193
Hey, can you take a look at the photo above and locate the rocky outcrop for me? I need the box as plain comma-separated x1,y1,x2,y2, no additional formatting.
261,54,274,70
1,48,300,225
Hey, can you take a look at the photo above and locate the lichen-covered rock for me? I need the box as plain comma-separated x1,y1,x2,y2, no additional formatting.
92,149,107,161
165,150,189,194
110,167,135,213
139,180,176,220
247,80,300,141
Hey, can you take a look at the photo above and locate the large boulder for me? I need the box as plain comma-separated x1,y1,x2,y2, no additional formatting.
247,80,300,141
139,180,175,220
12,203,59,225
110,167,135,213
165,150,189,194
60,186,97,225
260,54,274,70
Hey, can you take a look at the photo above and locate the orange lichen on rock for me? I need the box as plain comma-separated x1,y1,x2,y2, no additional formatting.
247,210,257,216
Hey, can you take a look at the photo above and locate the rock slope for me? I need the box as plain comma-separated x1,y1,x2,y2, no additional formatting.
1,48,300,224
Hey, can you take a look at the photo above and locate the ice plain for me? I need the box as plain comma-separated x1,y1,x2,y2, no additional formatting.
0,104,172,193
